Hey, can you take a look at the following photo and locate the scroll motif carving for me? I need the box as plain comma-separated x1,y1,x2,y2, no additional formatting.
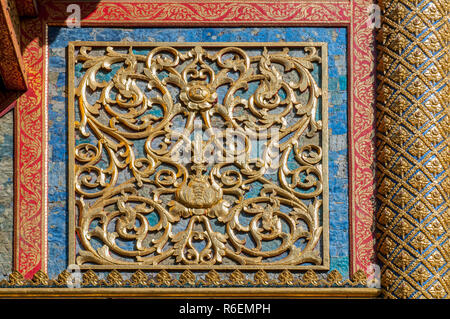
69,42,328,268
376,0,449,299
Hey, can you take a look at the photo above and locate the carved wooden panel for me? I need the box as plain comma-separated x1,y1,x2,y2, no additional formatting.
68,42,329,270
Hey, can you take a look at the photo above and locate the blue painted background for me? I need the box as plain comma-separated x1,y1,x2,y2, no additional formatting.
47,26,348,278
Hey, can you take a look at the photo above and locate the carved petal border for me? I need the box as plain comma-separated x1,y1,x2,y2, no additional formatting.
13,0,377,282
376,0,449,299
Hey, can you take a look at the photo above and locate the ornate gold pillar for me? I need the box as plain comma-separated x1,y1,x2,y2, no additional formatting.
376,0,449,298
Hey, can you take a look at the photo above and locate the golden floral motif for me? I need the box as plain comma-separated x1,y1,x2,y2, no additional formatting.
423,3,442,21
156,270,172,286
408,78,427,97
424,127,443,146
424,34,441,53
106,270,124,286
8,271,25,286
395,282,414,298
390,34,410,54
82,270,99,286
425,158,443,175
380,237,397,256
406,16,426,36
378,115,394,134
394,250,413,271
389,3,409,23
70,43,327,268
391,65,410,83
408,139,428,158
382,269,396,288
393,219,413,239
407,48,427,67
408,110,428,128
391,127,410,146
423,65,442,83
409,171,429,190
229,270,246,285
253,269,269,285
424,96,442,114
427,252,445,270
425,220,445,239
278,269,294,286
350,270,368,286
429,283,446,298
410,233,431,253
54,270,71,287
326,269,343,285
129,270,149,286
393,189,412,207
377,85,394,102
425,189,443,208
379,178,395,195
393,157,411,176
379,207,395,226
409,201,430,221
179,270,196,285
411,265,431,284
31,270,49,286
379,145,396,164
302,269,319,285
180,81,218,112
204,270,221,285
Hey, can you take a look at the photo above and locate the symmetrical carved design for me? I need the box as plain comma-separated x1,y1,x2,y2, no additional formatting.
0,269,367,288
376,0,449,299
14,0,378,279
69,42,328,269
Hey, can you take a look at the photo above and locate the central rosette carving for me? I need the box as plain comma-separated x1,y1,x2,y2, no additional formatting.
180,81,218,111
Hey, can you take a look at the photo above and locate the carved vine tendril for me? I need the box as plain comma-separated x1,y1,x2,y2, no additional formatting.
72,44,326,267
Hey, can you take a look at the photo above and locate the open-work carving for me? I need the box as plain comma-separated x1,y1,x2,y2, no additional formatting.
68,42,329,269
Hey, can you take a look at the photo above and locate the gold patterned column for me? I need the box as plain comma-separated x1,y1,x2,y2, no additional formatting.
376,0,449,298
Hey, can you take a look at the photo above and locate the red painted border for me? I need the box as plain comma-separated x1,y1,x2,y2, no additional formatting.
15,0,376,278
15,14,45,278
350,0,377,275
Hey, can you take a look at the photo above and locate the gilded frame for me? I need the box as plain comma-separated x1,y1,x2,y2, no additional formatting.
9,0,379,297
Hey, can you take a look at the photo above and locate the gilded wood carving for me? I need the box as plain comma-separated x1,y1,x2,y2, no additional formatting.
68,42,329,269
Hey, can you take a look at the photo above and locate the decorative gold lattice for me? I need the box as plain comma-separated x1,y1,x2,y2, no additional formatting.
68,42,329,270
376,0,449,299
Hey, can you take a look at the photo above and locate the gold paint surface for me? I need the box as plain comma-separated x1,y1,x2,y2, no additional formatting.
68,42,329,270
